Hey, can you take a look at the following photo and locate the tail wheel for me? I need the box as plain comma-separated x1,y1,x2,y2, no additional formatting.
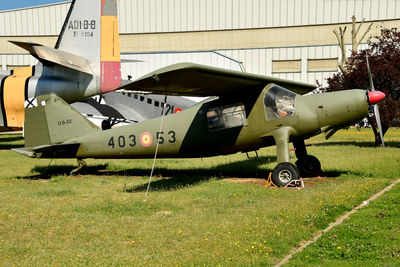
295,155,321,177
272,162,300,187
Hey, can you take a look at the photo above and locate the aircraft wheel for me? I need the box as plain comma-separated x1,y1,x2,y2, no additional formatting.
272,162,300,187
295,155,321,177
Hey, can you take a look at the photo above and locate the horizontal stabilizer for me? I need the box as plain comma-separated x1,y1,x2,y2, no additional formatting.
12,143,80,159
9,41,93,75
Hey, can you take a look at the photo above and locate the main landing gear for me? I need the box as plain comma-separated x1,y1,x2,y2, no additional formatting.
271,130,322,187
293,140,322,177
271,162,300,187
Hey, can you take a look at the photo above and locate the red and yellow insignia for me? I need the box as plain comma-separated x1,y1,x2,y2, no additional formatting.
174,108,182,113
140,132,153,147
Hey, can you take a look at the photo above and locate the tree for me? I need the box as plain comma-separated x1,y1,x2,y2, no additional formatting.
333,15,373,73
323,28,400,146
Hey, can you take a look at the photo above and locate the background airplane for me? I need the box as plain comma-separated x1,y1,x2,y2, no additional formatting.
72,92,196,129
0,0,121,132
13,63,386,186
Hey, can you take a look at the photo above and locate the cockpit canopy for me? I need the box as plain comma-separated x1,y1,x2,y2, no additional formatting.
264,85,297,120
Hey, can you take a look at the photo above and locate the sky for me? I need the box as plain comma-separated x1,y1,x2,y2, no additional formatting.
0,0,67,11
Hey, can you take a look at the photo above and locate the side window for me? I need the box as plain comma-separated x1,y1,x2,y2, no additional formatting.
207,103,247,131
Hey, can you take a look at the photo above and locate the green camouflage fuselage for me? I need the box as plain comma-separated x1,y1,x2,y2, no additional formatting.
62,85,369,161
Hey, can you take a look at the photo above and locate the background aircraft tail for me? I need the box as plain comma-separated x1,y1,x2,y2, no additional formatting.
24,94,99,148
55,0,121,93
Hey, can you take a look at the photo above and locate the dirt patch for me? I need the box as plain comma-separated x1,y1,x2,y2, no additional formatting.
223,176,341,188
223,178,268,187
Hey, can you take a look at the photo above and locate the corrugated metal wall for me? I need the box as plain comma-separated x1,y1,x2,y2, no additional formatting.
118,0,400,33
0,0,398,85
0,3,69,36
121,51,243,80
121,45,344,86
1,0,399,36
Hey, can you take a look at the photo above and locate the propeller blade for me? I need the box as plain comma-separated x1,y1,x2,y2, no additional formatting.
366,55,375,92
366,55,385,147
374,104,385,148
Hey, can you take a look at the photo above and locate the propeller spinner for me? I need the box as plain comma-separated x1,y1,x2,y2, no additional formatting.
368,91,386,105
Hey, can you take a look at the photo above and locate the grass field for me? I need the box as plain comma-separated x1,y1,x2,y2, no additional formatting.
0,128,399,266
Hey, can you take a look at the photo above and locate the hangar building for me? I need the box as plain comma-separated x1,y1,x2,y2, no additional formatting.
0,0,399,86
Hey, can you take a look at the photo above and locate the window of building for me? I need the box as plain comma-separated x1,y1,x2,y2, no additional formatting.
272,60,301,73
308,58,338,72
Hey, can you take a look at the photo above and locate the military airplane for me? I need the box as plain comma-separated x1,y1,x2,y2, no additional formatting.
12,63,386,186
0,0,121,132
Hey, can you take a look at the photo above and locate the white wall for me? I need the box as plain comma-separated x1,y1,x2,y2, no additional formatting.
1,0,399,36
0,0,398,86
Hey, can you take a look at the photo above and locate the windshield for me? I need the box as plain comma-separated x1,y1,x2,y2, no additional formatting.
264,85,297,120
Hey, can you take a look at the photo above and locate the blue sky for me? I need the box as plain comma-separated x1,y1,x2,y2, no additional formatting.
0,0,67,11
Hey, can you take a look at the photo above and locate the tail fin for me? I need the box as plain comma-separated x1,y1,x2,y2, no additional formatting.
55,0,121,93
24,94,99,148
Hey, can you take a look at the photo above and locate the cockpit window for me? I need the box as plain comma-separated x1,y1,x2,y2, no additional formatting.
207,103,247,131
264,85,297,120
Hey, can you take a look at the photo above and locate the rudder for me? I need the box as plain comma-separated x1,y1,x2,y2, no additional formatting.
55,0,121,93
24,94,99,148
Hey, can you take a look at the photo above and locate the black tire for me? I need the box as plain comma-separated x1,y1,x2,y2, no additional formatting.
295,155,321,177
272,162,300,187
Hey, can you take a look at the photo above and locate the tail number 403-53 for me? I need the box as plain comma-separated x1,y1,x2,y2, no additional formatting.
108,131,176,149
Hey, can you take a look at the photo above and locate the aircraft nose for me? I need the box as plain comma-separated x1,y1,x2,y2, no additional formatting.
368,91,385,105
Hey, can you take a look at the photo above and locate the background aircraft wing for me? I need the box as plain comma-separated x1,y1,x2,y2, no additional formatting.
9,41,93,75
121,63,316,96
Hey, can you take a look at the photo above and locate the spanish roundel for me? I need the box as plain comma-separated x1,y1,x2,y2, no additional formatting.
174,108,182,113
140,132,153,147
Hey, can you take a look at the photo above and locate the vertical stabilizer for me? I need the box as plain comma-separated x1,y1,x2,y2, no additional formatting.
55,0,121,93
24,94,99,148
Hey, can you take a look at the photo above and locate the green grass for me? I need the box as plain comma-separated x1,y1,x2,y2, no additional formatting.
0,128,399,266
287,182,400,267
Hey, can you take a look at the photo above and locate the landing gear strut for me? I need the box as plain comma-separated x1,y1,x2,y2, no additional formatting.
271,131,322,186
70,158,86,175
271,128,301,187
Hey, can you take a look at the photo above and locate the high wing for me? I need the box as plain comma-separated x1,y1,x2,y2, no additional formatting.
121,63,316,96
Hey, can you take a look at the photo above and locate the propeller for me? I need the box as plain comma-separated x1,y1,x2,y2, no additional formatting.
366,55,385,148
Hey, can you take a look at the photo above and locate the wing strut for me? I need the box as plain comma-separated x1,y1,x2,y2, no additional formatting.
144,88,169,201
